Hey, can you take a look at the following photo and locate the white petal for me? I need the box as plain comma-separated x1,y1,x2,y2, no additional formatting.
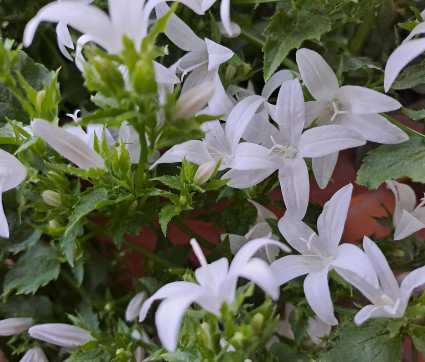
304,269,338,325
362,238,400,299
298,125,365,158
317,184,352,252
241,112,280,147
278,158,310,220
155,294,200,351
225,95,265,149
156,4,204,52
227,234,248,255
29,324,93,347
219,0,233,37
0,148,27,192
150,140,214,169
278,213,317,253
23,2,120,53
354,305,388,325
400,265,425,299
20,347,48,362
296,48,339,101
205,39,234,71
202,72,234,118
271,255,312,285
195,258,229,289
384,38,425,92
275,79,305,145
223,168,275,189
0,193,9,239
338,86,401,114
312,152,339,190
139,282,201,322
305,101,328,128
126,292,147,322
306,317,331,345
262,70,294,99
31,119,105,170
385,180,416,224
332,242,380,294
404,22,425,42
339,113,408,144
231,143,281,170
394,209,425,240
0,318,33,336
237,258,280,300
154,61,180,85
248,200,276,221
217,21,241,38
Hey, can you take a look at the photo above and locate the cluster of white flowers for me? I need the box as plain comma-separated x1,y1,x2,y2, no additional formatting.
0,0,424,358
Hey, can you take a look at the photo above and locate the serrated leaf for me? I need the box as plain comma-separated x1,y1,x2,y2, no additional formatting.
319,320,402,362
392,62,425,90
3,244,61,296
159,204,182,235
403,107,425,121
263,9,331,81
0,295,53,319
153,175,185,191
202,179,229,191
357,135,425,189
162,350,202,362
65,348,110,362
269,342,308,362
409,324,425,355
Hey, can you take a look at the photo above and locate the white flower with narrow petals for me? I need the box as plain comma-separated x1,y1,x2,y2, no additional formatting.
386,180,425,240
31,119,105,170
0,150,27,238
138,238,289,351
384,10,425,92
296,48,407,189
224,79,365,219
351,237,425,325
271,184,379,325
0,318,33,336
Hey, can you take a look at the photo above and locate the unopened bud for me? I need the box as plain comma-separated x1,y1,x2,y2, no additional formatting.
225,65,236,81
36,90,46,111
125,292,147,322
129,200,138,212
20,347,48,362
42,190,61,207
29,323,94,347
200,322,213,350
173,82,216,120
180,196,188,205
48,220,61,229
0,318,33,336
193,162,216,186
251,313,264,335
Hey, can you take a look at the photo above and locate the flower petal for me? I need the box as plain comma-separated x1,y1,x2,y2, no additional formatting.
29,323,94,347
304,268,338,325
126,292,147,322
394,209,425,240
305,101,328,128
20,347,48,362
223,168,275,189
278,213,317,253
230,143,282,170
0,193,9,239
219,0,233,37
298,125,365,158
205,39,234,71
296,48,339,101
271,255,311,285
262,70,294,99
278,158,310,220
316,184,352,251
384,38,425,92
31,119,105,170
338,85,401,114
400,265,425,299
339,113,408,144
385,180,416,224
354,305,388,325
312,152,339,190
0,148,27,192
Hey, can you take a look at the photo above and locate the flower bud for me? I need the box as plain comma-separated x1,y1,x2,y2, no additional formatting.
125,292,147,322
36,90,46,111
29,323,94,347
173,82,216,120
200,322,213,350
179,196,188,205
42,190,61,207
48,220,61,229
193,162,216,186
225,65,236,81
250,313,264,335
20,347,48,362
0,317,33,336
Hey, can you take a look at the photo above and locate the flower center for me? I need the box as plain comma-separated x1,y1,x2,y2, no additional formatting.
299,233,334,268
317,101,347,126
268,136,297,159
374,294,395,307
204,141,232,165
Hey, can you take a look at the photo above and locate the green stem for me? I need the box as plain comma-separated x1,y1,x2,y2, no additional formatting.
172,219,216,250
61,269,90,300
135,123,148,192
349,5,375,55
412,339,418,362
121,240,173,268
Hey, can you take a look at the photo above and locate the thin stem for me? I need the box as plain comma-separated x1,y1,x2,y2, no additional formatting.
172,219,216,250
121,240,174,268
348,4,375,55
135,123,148,192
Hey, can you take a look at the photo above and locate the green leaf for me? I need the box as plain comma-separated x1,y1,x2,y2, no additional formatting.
159,204,182,235
357,135,425,189
269,342,308,362
409,324,425,355
65,348,110,362
3,244,61,296
319,320,402,362
392,62,425,90
161,350,202,362
403,107,425,121
0,295,53,319
263,9,331,81
153,176,185,191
